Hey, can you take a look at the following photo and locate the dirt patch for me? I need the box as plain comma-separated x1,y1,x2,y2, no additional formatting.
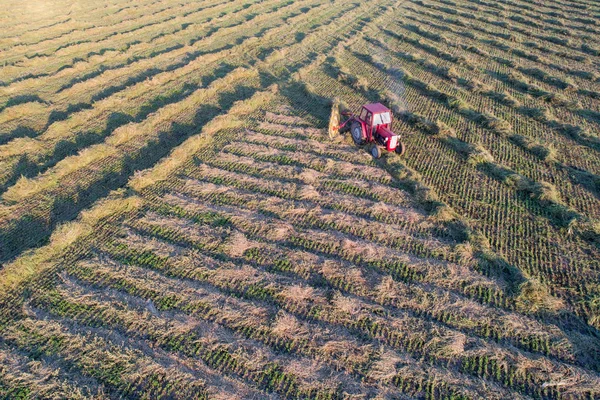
223,230,256,257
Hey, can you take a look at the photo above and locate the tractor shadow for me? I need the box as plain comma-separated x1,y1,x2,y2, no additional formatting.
278,80,331,128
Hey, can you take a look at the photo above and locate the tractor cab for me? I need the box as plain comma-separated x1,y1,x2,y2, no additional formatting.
357,103,400,154
359,103,392,135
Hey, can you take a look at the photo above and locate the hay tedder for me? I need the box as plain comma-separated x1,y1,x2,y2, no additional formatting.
329,102,406,158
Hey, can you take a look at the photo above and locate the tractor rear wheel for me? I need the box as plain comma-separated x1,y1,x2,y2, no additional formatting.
350,121,364,145
395,141,406,156
371,144,381,159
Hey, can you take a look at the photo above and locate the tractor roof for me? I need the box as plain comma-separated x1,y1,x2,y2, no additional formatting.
363,103,390,114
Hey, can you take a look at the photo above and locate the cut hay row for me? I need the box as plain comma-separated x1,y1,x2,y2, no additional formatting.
298,38,600,331
464,0,600,37
0,0,161,39
0,0,380,181
400,3,600,101
30,274,337,399
2,92,597,400
165,174,456,260
385,13,599,124
57,253,486,398
376,19,597,219
1,5,190,78
0,0,302,128
0,0,296,103
0,0,390,262
356,40,600,225
336,39,600,230
403,6,600,92
0,0,223,68
2,317,209,399
0,0,326,191
1,0,172,53
0,344,99,400
138,178,588,364
346,25,600,215
415,0,598,57
89,214,596,399
0,67,262,262
0,0,599,398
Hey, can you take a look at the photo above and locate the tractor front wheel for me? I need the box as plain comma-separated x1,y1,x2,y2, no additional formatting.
371,145,381,159
395,141,406,156
350,121,364,145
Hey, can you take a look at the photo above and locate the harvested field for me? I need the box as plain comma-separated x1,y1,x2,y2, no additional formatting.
1,0,599,398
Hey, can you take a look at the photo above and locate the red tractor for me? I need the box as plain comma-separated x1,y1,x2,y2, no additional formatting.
332,103,406,158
